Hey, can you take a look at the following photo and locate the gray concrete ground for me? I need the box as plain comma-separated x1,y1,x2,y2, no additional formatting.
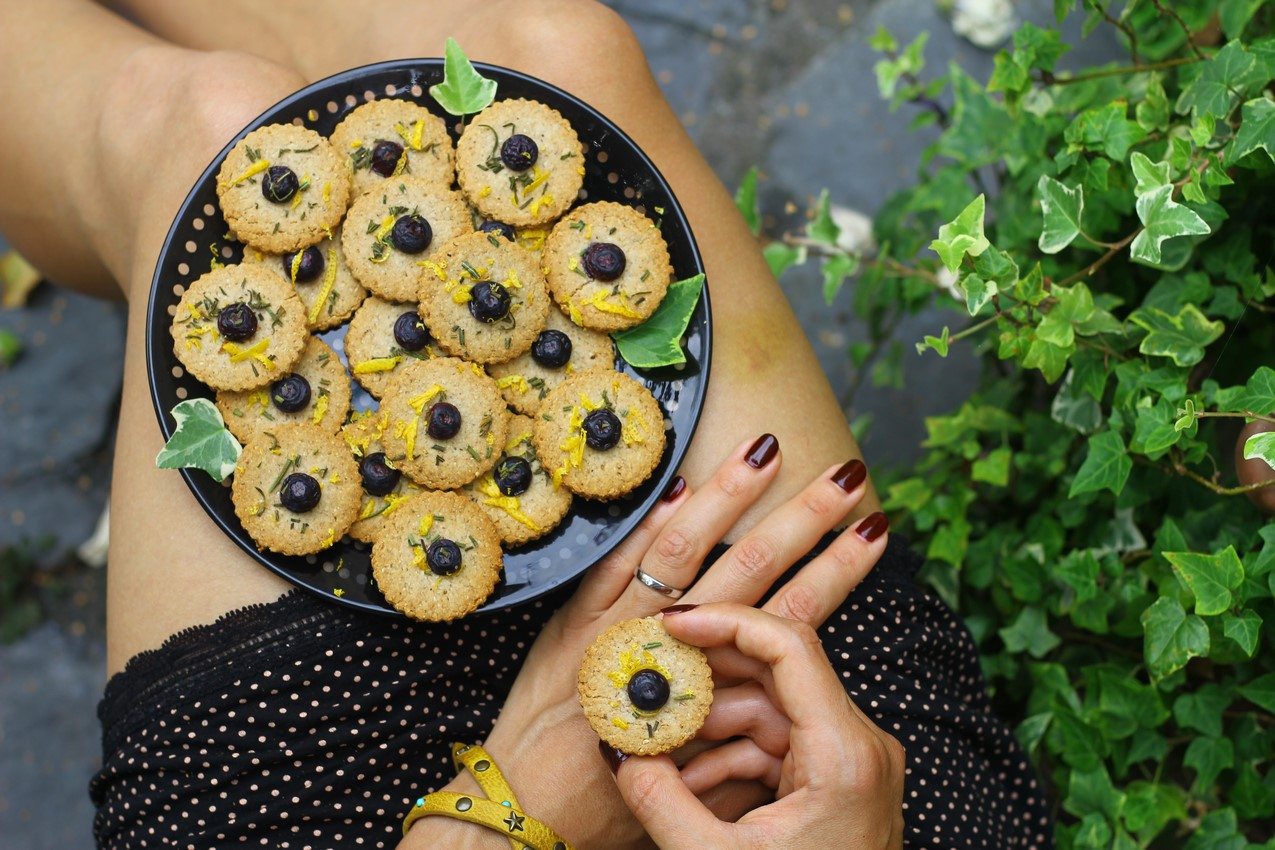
0,1,1116,845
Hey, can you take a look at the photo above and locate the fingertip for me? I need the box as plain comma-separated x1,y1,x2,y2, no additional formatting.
852,511,889,544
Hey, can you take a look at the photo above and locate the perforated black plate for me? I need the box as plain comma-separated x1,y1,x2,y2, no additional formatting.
145,59,710,618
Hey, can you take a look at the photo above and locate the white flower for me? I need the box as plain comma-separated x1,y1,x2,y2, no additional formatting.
951,0,1018,49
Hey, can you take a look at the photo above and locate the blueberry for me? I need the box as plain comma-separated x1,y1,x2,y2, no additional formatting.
270,374,311,413
582,408,622,451
281,246,325,284
359,452,401,496
530,329,572,369
500,134,539,171
626,670,670,713
393,311,431,352
216,302,258,342
479,220,516,241
261,165,300,204
581,242,626,281
494,456,533,497
390,214,432,254
279,472,321,513
467,281,511,323
426,538,463,575
427,401,462,440
370,140,405,177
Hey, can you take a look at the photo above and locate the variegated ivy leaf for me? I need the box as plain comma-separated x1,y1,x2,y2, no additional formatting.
930,195,990,272
1129,185,1211,265
1243,431,1275,468
1036,175,1084,254
1129,152,1172,196
155,398,242,482
429,38,497,116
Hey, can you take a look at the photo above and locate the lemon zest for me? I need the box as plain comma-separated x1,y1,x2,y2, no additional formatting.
452,286,473,304
528,193,556,217
222,339,274,369
418,513,434,537
223,158,270,187
607,648,671,690
359,499,378,520
418,259,449,281
496,375,530,395
611,717,629,730
307,249,339,324
352,356,403,374
311,394,329,425
321,528,335,549
408,385,444,414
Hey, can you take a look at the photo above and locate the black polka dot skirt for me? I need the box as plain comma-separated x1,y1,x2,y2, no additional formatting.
91,536,1053,848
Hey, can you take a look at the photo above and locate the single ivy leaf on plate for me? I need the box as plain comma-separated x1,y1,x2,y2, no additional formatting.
155,398,243,482
1036,175,1084,254
429,38,497,116
613,274,705,369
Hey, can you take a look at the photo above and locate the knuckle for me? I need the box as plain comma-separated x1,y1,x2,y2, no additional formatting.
623,766,665,820
825,537,860,572
654,526,697,565
798,487,838,520
715,464,753,498
730,535,777,582
773,583,824,625
843,737,893,791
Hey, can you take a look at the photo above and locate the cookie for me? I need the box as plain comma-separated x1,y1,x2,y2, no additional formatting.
216,124,351,253
488,305,616,414
532,370,666,500
543,202,673,332
230,424,362,556
463,415,572,546
370,490,503,622
418,231,550,365
170,263,308,392
341,411,423,544
578,617,714,756
243,227,368,331
344,296,436,399
377,357,510,490
341,176,474,302
216,337,351,443
455,99,584,227
329,98,455,196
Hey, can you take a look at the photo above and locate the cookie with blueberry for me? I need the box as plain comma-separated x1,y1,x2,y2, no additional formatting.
344,296,436,399
170,263,308,391
532,369,666,500
463,415,572,546
216,337,351,444
341,176,473,303
216,124,351,254
243,227,368,331
543,201,673,332
329,98,455,196
341,411,422,544
578,617,713,756
455,99,584,227
418,231,550,365
370,490,503,622
230,424,362,556
377,357,510,490
487,305,616,415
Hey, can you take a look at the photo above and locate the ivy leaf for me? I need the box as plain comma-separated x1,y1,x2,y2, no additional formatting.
1054,0,1073,23
972,447,1012,485
1228,98,1275,165
1241,672,1275,713
1243,431,1275,467
1183,736,1234,793
1128,304,1224,367
959,274,996,315
429,38,497,116
1066,102,1147,161
821,254,860,305
915,325,951,357
1215,365,1275,414
1174,398,1198,431
763,242,804,278
999,607,1061,657
734,166,761,235
1175,41,1260,120
154,398,242,482
930,194,989,272
1182,809,1246,850
1136,77,1170,132
807,190,841,246
1130,185,1212,265
1222,609,1262,657
1166,547,1245,617
868,24,898,52
874,32,928,99
1141,596,1210,681
1174,684,1234,737
1069,430,1132,497
1051,369,1103,434
1036,176,1085,254
1129,152,1171,196
612,274,705,369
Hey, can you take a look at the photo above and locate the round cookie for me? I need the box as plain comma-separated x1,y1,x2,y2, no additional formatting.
455,99,584,227
230,424,362,556
370,490,503,622
543,201,673,332
463,415,572,546
488,305,616,414
578,617,713,756
341,176,474,302
377,357,510,490
216,124,351,253
341,411,423,544
344,296,437,399
533,370,666,500
170,263,308,391
216,337,351,443
418,231,550,365
329,98,455,196
243,227,368,331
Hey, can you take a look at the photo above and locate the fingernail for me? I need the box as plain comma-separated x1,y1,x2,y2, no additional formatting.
662,475,686,502
855,511,889,543
831,459,867,493
599,739,629,774
660,603,699,615
744,434,779,469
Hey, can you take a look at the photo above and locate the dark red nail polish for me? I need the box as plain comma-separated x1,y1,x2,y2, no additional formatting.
662,476,686,502
745,434,779,469
855,511,889,543
599,739,629,774
832,459,867,493
660,603,699,615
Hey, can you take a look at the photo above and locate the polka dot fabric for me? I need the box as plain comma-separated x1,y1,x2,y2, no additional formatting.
91,537,1052,848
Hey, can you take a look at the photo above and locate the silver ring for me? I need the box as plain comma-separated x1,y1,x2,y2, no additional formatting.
633,567,687,599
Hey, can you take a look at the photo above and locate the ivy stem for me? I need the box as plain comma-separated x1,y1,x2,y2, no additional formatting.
1152,0,1207,60
781,236,943,285
1172,464,1275,496
1036,56,1198,86
948,313,1002,344
1195,411,1275,426
1054,230,1141,287
1101,3,1141,64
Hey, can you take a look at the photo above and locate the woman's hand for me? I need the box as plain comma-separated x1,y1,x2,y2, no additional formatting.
614,603,906,850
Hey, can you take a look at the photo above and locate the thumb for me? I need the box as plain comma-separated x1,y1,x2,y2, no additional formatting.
613,753,727,849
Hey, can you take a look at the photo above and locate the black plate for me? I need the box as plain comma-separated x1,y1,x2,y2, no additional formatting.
145,59,710,618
